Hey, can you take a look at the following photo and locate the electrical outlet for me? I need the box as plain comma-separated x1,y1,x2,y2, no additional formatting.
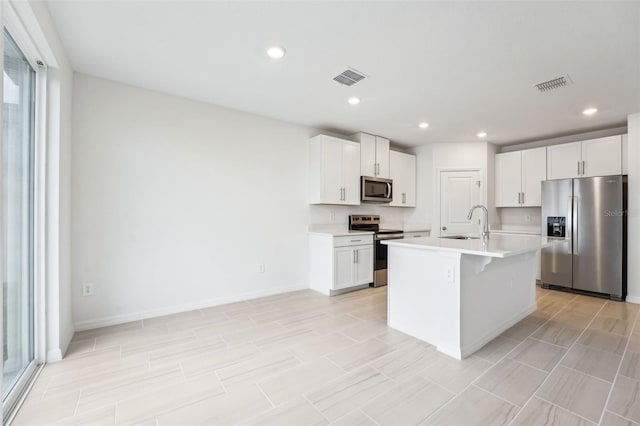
445,266,455,283
525,214,532,222
257,264,266,273
82,282,94,297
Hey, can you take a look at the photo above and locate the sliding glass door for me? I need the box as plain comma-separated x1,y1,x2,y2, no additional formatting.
2,29,36,408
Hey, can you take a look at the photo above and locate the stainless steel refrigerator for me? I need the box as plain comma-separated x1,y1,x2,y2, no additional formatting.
541,175,627,300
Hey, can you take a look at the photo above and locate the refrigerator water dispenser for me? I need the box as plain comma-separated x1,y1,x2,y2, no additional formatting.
546,216,566,238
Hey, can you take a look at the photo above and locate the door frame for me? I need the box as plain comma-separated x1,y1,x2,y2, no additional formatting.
435,168,484,237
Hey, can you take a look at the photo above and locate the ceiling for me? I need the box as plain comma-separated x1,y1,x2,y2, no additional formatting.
46,1,640,147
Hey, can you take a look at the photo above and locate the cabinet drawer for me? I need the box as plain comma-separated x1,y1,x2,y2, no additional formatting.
333,235,373,247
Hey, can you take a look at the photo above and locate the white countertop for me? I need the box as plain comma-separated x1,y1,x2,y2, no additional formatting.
383,234,565,258
307,225,374,237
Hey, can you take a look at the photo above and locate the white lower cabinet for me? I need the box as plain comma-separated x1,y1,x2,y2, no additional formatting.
309,234,374,295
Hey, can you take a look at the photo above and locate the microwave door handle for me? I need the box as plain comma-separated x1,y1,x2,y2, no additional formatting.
386,182,392,199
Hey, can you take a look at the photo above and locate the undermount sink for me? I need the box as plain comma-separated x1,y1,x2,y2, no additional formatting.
439,235,481,240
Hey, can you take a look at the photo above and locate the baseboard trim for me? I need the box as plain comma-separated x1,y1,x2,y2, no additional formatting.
46,326,76,362
73,285,308,331
626,295,640,305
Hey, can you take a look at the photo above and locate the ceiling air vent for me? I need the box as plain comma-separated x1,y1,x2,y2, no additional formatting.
534,74,573,92
333,68,367,86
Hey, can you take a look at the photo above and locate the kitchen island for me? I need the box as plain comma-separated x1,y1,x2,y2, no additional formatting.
383,234,565,359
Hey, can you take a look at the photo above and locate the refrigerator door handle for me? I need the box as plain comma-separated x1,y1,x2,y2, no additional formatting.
572,196,578,255
567,196,574,255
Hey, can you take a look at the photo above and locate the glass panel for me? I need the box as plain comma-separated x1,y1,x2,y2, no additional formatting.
2,30,36,402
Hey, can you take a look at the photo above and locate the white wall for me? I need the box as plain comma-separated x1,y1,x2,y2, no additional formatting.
72,74,334,329
414,142,498,237
627,113,640,303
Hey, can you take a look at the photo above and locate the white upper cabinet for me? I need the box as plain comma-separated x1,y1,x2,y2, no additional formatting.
581,136,622,177
352,132,390,178
495,151,522,207
521,147,547,206
547,136,622,180
495,147,546,207
622,134,628,175
547,141,582,180
389,151,416,207
308,135,361,205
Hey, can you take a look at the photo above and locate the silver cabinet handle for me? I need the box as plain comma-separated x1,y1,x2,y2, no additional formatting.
518,192,521,204
350,239,362,243
442,226,447,231
342,187,345,201
582,160,586,176
577,161,581,176
402,193,406,204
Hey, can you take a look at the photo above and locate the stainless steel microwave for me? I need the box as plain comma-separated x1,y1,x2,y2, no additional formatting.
361,176,393,203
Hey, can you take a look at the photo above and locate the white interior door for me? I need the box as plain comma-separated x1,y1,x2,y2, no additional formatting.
440,170,482,236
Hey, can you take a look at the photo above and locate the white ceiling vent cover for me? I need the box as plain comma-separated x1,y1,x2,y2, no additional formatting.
333,68,367,86
534,74,573,92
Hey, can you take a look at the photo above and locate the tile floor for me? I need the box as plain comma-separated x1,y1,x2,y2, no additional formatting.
12,286,640,425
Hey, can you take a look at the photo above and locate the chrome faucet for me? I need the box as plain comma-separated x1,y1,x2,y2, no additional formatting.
467,205,490,239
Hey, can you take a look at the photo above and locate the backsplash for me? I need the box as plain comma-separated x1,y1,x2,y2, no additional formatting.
308,204,407,229
498,207,542,228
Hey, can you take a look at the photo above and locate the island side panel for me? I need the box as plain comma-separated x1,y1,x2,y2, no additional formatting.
459,251,538,358
387,245,461,352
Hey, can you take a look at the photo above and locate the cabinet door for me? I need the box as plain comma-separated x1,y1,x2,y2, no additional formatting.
622,134,628,175
334,247,354,290
342,141,361,205
375,136,390,178
582,136,621,177
546,141,581,180
389,151,416,207
321,137,344,204
495,151,522,207
353,245,374,285
521,147,547,207
360,133,377,177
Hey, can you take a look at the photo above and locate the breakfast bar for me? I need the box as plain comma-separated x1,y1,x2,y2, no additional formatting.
383,234,566,359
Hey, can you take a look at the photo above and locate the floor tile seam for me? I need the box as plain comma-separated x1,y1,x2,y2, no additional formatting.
596,306,640,425
507,357,553,376
72,388,83,417
358,407,382,426
558,365,615,386
510,300,610,426
526,335,573,350
532,394,599,425
421,291,574,425
471,383,525,409
253,382,276,409
602,409,640,425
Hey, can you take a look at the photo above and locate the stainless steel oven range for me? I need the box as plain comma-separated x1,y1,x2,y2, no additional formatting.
349,214,403,287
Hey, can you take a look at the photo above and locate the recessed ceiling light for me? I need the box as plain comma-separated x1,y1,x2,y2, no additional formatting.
477,131,487,138
347,97,361,105
266,46,286,59
418,122,429,129
582,107,598,116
